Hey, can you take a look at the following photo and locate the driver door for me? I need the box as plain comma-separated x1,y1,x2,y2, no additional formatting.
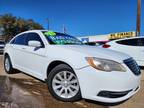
22,32,47,79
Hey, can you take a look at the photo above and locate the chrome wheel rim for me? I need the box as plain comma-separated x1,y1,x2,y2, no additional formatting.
52,71,79,99
5,58,10,71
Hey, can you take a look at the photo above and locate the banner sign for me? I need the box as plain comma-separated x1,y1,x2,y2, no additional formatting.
109,31,136,40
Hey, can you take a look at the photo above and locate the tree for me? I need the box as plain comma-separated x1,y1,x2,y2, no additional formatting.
0,14,44,42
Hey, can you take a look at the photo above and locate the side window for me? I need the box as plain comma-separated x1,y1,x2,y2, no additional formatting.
116,39,139,46
10,38,16,44
138,38,144,46
141,38,144,46
25,33,44,47
11,33,27,45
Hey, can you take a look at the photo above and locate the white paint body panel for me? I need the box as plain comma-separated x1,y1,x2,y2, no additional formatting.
105,37,144,66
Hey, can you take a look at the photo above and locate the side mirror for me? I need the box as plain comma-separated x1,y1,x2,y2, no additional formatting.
28,41,41,47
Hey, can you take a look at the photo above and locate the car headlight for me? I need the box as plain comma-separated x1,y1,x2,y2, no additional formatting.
85,57,126,72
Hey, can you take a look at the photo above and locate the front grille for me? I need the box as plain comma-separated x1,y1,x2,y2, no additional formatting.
124,58,141,76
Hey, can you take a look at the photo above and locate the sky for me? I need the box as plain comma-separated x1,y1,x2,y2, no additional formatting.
0,0,144,36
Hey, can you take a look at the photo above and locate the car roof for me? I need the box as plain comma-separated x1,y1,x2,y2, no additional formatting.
15,30,47,36
22,30,47,33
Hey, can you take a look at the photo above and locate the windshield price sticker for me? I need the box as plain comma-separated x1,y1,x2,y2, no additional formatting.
48,35,78,44
44,31,56,36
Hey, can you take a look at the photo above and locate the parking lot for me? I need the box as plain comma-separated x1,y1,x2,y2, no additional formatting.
0,55,144,108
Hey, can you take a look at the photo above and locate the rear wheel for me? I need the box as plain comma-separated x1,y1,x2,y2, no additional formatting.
4,55,14,74
47,64,81,102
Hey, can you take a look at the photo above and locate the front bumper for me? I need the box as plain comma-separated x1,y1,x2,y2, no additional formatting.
75,64,141,103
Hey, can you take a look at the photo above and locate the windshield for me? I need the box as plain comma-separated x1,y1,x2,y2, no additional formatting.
42,31,83,45
0,41,5,45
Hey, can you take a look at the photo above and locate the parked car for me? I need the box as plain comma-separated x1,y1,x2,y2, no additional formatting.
102,37,144,67
4,30,141,104
0,41,5,54
85,41,109,46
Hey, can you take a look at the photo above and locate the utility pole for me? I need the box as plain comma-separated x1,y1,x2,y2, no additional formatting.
46,18,50,30
63,24,67,34
136,0,141,36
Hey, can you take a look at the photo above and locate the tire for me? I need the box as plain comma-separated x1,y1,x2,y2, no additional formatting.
4,55,14,74
47,64,81,102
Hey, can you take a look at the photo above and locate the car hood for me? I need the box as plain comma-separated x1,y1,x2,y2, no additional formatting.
54,45,130,63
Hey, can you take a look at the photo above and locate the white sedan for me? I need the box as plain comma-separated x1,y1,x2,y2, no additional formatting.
4,30,141,104
102,37,144,67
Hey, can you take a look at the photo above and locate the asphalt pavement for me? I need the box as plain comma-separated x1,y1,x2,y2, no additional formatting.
0,56,143,108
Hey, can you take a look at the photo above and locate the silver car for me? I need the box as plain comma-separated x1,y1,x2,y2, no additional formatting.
0,41,5,54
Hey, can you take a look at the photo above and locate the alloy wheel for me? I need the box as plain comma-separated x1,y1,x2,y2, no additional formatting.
52,71,79,99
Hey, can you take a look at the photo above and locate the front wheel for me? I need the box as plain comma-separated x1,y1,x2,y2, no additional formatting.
47,64,81,102
4,55,14,74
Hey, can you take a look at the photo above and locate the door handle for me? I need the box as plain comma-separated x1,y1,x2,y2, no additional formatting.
22,48,26,50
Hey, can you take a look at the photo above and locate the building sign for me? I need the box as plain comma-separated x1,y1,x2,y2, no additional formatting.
109,31,136,40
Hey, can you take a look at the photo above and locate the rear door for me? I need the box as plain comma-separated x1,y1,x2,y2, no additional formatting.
9,33,28,69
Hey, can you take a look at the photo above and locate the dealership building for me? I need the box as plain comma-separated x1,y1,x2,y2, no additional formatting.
78,31,136,43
